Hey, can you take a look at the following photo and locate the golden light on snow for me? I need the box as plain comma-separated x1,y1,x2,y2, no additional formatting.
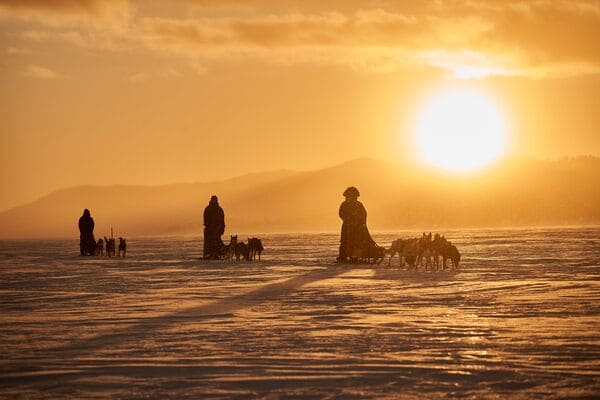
414,88,506,172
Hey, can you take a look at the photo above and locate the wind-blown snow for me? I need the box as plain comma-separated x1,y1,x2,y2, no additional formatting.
1,228,599,398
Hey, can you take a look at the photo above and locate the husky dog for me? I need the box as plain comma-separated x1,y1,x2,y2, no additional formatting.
235,241,250,261
431,235,461,269
104,236,116,257
387,239,405,267
248,237,264,260
441,242,461,269
415,232,433,270
96,238,104,256
118,237,127,257
387,238,418,268
403,238,420,269
388,238,415,267
431,234,445,269
226,235,238,260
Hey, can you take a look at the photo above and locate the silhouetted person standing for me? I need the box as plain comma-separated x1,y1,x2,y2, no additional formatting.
203,195,225,259
338,187,377,262
78,209,96,256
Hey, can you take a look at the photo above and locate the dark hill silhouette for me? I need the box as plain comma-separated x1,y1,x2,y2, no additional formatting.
0,157,599,238
0,169,296,239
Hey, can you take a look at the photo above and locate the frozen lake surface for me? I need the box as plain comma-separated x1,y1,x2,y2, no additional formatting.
1,228,599,398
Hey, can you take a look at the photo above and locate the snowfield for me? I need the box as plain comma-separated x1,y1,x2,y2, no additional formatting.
1,228,599,399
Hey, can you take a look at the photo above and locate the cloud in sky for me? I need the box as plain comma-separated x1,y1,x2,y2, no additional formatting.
133,3,600,78
5,46,31,54
128,71,148,83
3,0,600,79
128,67,184,83
0,0,131,28
22,29,87,47
21,63,65,79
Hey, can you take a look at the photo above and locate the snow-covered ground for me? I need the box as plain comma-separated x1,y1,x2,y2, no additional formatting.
1,228,599,398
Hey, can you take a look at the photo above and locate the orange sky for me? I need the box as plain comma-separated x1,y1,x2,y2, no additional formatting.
1,0,599,211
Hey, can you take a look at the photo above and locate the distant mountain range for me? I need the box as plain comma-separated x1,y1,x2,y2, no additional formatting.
1,157,599,238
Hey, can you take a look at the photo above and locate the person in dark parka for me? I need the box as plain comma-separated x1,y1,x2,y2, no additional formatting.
338,187,378,262
78,209,96,256
203,195,225,259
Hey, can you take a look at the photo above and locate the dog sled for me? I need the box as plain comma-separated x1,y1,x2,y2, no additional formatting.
341,244,386,264
339,224,386,264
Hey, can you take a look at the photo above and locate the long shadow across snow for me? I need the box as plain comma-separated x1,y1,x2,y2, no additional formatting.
39,264,353,357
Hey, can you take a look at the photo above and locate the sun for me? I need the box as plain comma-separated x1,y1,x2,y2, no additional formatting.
414,88,506,172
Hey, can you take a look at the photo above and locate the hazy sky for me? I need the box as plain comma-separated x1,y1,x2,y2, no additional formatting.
1,0,599,211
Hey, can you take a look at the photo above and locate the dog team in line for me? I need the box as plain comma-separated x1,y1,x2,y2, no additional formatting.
95,237,127,258
78,186,460,269
78,209,126,257
387,232,460,270
221,235,264,262
335,186,460,269
202,195,264,261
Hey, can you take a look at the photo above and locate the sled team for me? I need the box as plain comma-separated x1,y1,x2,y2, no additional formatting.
336,186,460,269
78,209,126,258
78,186,460,269
201,195,264,261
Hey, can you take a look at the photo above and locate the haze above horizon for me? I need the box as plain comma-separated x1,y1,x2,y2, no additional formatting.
1,1,599,212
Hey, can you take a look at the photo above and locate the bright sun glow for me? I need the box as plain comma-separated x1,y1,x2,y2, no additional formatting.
415,88,506,172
